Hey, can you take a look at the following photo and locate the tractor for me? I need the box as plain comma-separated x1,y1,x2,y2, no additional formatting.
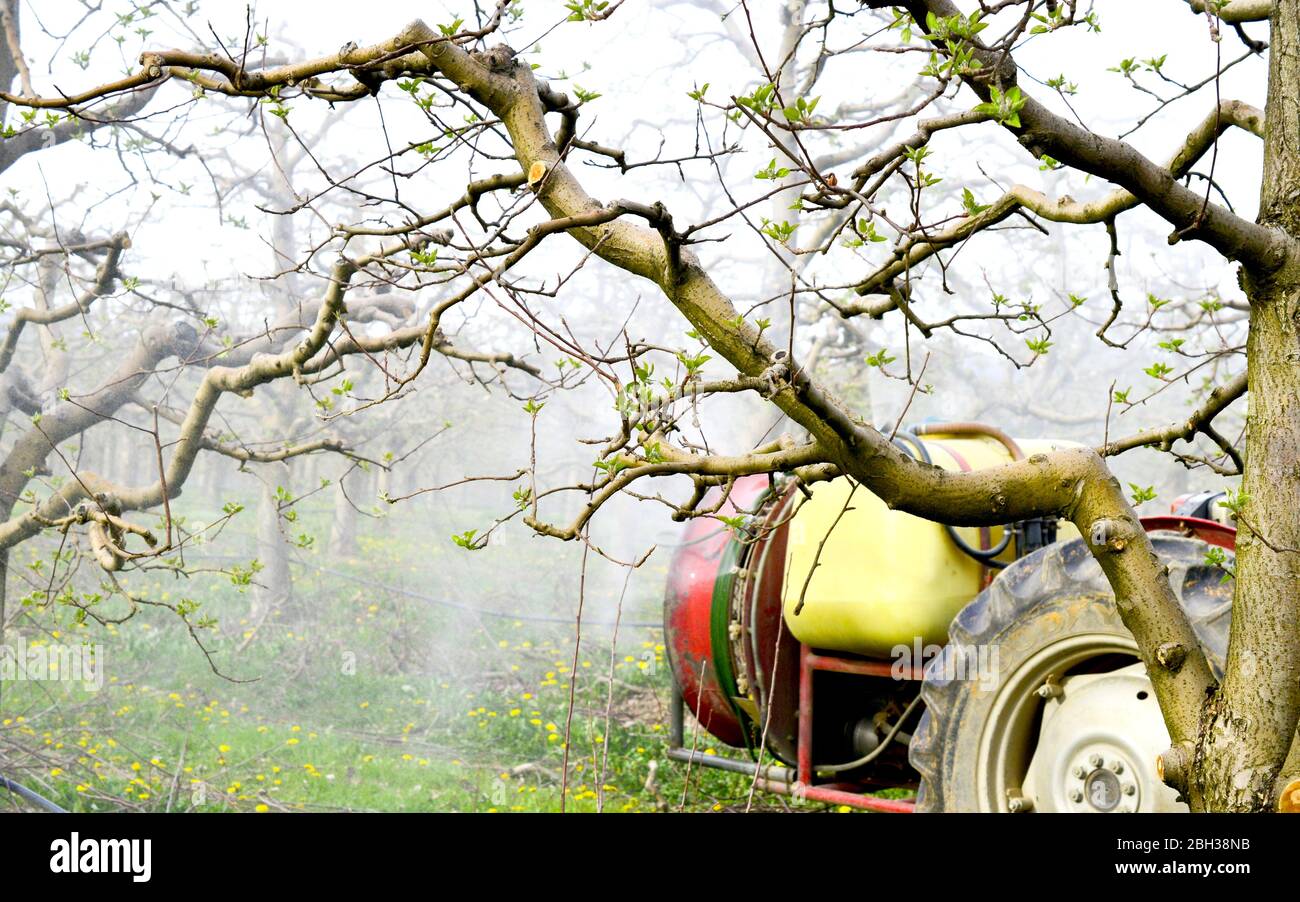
662,422,1235,813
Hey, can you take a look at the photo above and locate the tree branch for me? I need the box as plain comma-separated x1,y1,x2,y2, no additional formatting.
393,19,1217,750
1100,371,1247,470
891,0,1287,270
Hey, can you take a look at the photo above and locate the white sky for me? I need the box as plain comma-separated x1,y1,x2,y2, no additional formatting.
12,0,1267,287
5,0,1264,511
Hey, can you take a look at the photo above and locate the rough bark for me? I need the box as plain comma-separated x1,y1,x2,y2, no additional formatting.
1213,0,1300,812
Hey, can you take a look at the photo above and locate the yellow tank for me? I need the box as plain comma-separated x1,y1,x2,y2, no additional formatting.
781,429,1080,657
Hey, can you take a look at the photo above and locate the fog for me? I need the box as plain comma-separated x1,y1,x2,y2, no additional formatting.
0,0,1253,812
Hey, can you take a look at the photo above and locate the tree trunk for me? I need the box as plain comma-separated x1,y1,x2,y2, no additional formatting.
328,468,357,558
34,257,69,396
253,460,293,621
1190,1,1300,812
0,548,7,714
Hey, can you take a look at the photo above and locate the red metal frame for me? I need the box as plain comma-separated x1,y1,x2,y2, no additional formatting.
1139,515,1237,550
793,643,921,813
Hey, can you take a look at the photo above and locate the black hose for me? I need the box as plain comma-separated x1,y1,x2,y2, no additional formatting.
891,430,931,464
945,522,1011,567
897,428,1010,569
815,694,924,774
0,775,67,813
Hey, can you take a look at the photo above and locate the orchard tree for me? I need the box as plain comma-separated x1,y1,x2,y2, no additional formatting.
0,1,537,661
1,0,1297,812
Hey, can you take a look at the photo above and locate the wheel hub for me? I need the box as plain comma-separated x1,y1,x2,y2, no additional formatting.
1067,752,1136,811
1021,662,1186,813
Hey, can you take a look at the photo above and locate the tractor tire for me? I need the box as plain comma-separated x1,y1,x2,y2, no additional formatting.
910,535,1231,813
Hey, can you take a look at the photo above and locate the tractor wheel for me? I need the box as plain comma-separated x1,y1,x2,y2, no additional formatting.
910,535,1231,813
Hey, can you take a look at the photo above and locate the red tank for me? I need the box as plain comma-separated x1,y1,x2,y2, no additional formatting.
662,477,800,756
661,478,765,747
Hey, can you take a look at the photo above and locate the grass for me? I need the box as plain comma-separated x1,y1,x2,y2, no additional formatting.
0,501,836,813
